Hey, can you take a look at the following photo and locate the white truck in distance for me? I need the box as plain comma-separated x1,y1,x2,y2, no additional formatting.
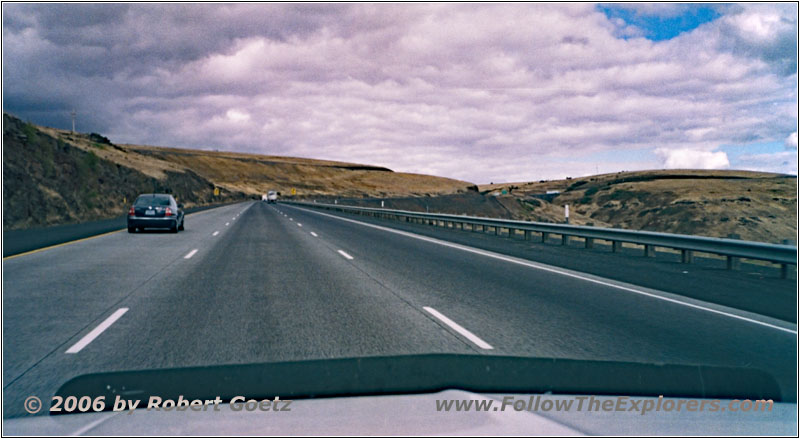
262,191,278,203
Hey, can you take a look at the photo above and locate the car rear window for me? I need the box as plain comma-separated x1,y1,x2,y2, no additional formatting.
135,196,171,206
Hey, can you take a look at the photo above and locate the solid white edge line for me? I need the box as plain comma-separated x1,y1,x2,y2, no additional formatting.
184,249,198,259
212,231,219,236
65,308,129,354
289,205,797,335
70,411,121,436
423,306,494,350
337,250,354,260
310,232,318,237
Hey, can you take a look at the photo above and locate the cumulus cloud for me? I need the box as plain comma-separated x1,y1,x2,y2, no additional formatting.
656,148,730,170
786,132,798,149
2,3,797,182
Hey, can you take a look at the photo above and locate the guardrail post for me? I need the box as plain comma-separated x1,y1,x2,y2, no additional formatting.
612,241,620,252
495,226,499,235
561,234,569,246
525,230,532,241
681,250,693,264
541,232,548,243
726,255,740,270
780,264,788,279
644,244,655,257
585,237,593,249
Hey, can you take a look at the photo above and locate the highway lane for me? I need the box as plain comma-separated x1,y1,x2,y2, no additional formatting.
278,204,797,398
3,201,796,418
2,203,253,416
3,201,474,417
3,203,251,382
282,204,796,322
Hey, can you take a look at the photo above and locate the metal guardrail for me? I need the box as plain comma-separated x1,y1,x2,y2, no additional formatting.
284,201,797,278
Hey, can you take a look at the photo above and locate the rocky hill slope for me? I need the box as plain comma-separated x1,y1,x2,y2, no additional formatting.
479,170,797,244
2,113,475,230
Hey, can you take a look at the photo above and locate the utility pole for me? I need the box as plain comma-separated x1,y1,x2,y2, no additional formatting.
70,110,77,133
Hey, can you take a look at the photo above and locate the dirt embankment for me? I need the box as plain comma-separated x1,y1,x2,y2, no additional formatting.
3,114,245,230
3,113,475,230
478,170,797,244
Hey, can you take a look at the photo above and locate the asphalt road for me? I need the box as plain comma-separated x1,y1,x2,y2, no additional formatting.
3,201,796,418
2,201,245,257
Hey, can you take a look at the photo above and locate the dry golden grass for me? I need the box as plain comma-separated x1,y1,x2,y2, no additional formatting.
26,119,797,244
38,127,187,179
479,169,796,244
120,143,474,198
34,125,473,199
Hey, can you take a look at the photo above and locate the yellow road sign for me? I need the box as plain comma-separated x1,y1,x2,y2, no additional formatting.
214,187,220,196
291,188,296,195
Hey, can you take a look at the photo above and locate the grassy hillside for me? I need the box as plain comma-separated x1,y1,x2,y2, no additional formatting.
122,144,475,198
4,113,795,244
478,170,797,244
3,113,475,230
3,114,246,230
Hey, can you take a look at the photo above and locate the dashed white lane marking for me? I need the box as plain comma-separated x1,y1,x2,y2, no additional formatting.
337,250,354,260
297,223,302,227
65,308,129,354
310,232,318,237
212,231,219,236
226,222,230,226
423,306,494,350
184,249,199,259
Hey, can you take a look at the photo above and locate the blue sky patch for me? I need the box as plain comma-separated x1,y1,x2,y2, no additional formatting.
719,141,787,162
599,4,722,40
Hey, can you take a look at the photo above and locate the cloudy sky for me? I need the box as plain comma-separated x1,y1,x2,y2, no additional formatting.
3,3,797,183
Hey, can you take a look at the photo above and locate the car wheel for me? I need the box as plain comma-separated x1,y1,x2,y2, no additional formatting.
178,219,184,231
128,226,135,233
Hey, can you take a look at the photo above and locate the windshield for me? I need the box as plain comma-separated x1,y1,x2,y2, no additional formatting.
2,2,796,436
135,196,171,206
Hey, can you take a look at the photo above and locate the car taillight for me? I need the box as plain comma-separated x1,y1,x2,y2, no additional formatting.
165,207,173,216
128,206,135,216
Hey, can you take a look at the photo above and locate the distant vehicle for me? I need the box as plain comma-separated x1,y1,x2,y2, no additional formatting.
267,190,278,203
128,193,184,233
